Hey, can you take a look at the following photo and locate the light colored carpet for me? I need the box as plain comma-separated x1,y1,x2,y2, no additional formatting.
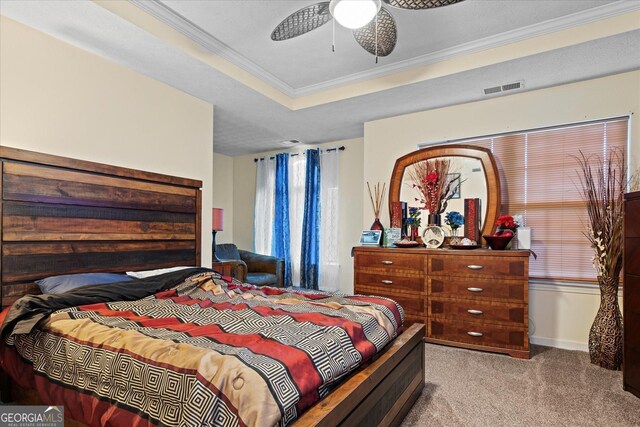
402,344,640,426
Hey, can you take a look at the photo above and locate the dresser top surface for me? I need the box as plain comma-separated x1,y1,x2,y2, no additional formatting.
353,246,531,258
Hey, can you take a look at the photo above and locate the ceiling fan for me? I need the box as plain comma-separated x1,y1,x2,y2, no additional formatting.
271,0,465,58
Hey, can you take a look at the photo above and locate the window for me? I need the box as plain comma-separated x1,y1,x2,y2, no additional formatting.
443,117,629,282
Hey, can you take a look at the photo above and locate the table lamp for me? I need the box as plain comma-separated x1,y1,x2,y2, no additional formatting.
212,208,224,262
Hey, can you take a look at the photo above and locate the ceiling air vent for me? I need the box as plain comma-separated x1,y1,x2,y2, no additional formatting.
502,81,524,91
483,85,502,95
483,80,524,96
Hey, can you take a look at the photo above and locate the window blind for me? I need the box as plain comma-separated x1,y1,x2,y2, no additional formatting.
444,117,629,282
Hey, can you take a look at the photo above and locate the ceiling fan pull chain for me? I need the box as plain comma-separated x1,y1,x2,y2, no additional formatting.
332,19,336,52
375,13,379,64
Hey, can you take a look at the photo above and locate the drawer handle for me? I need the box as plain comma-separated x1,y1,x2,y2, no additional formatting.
467,331,483,337
467,287,484,293
381,280,393,284
467,265,484,270
467,309,483,315
381,260,393,265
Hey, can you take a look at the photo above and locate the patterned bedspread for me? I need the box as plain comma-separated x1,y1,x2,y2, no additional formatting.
1,270,403,426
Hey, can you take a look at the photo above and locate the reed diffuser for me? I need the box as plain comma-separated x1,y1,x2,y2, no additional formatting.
367,182,386,231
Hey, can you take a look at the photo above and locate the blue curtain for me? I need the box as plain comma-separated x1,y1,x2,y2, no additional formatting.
301,149,320,290
272,153,292,286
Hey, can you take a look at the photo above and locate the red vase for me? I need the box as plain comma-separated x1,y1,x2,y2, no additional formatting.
371,217,384,231
411,226,419,241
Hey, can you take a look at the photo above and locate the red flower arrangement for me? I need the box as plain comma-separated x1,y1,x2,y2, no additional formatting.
407,159,455,214
495,214,518,234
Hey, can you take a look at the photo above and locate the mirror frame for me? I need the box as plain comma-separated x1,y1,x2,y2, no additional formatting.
389,144,501,241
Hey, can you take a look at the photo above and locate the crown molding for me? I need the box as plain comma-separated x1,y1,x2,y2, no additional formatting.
130,0,640,98
130,0,298,97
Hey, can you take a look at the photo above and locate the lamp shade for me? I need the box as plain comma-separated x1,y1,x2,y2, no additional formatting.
212,208,224,231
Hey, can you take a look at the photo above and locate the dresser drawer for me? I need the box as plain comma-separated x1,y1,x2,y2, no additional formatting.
624,275,640,315
429,297,526,325
624,348,640,394
428,319,528,350
355,252,424,274
428,277,526,302
429,254,527,279
625,198,640,237
624,239,640,275
354,285,424,316
356,271,423,293
625,310,640,349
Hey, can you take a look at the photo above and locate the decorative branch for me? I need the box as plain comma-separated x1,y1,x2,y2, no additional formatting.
406,158,454,214
367,182,386,218
575,148,636,278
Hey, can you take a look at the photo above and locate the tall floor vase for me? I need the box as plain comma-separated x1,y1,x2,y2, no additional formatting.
589,276,623,370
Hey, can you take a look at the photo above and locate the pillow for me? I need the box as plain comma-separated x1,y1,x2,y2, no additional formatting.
125,266,192,279
36,273,132,295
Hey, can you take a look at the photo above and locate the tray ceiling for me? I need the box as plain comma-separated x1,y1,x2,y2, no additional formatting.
1,0,638,156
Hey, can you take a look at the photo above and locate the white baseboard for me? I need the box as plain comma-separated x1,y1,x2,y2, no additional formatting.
530,335,588,352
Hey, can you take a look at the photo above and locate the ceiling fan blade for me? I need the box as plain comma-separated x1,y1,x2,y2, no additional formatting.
271,2,332,41
353,7,397,57
383,0,465,10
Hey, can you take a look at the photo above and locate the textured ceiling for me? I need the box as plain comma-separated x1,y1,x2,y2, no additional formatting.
158,0,618,89
1,0,639,156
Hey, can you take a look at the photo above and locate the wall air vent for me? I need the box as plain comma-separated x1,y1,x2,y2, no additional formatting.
483,80,524,96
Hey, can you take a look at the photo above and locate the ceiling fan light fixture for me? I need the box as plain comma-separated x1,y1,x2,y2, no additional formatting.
329,0,381,29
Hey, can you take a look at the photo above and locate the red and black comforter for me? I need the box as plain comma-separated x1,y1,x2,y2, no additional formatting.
0,269,403,426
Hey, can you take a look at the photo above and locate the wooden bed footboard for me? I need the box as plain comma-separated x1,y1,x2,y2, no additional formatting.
294,323,425,427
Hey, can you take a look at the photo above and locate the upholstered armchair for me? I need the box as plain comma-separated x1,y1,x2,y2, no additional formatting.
215,244,285,288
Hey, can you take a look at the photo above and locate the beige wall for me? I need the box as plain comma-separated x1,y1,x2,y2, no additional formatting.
363,71,639,350
212,152,234,244
0,16,215,265
232,138,364,294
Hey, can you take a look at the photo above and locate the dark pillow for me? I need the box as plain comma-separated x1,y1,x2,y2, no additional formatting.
36,273,132,294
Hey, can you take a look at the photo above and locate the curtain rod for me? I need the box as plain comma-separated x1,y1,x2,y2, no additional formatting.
254,146,345,162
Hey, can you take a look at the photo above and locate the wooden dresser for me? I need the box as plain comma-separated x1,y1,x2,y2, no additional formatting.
624,191,640,398
353,246,530,359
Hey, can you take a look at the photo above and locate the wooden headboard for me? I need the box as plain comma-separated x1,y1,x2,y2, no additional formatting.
0,146,202,308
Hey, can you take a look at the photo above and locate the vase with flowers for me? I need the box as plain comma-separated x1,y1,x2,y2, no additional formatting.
407,159,458,226
576,147,638,370
444,211,464,245
483,214,519,250
495,214,518,234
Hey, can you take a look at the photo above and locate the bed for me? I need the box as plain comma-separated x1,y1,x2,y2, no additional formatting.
0,146,424,426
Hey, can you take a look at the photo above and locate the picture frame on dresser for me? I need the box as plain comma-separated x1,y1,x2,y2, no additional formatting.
360,229,382,246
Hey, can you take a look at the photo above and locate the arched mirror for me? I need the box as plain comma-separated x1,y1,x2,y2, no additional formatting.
388,145,501,242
